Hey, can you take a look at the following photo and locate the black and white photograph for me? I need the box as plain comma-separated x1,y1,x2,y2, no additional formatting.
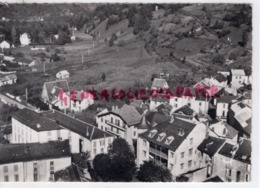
0,1,257,184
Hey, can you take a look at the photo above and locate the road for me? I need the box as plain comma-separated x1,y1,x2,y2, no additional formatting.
0,94,36,110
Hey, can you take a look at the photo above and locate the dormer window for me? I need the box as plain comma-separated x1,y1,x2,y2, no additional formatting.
178,128,185,136
165,136,174,145
157,133,166,142
148,129,157,138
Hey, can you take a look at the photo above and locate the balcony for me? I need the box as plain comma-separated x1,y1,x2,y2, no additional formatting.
149,147,168,160
106,121,126,131
106,128,121,137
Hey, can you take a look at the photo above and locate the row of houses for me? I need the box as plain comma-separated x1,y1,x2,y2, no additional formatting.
0,71,17,87
0,33,31,49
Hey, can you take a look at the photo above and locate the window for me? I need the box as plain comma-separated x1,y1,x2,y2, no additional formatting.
175,104,178,108
199,102,202,106
108,138,112,144
180,163,184,170
14,165,18,172
50,161,54,173
165,136,174,145
93,149,97,155
189,148,193,156
226,167,232,176
223,128,227,135
190,138,193,145
100,140,105,146
4,175,9,182
175,98,178,102
157,133,166,142
223,104,226,108
169,163,174,170
143,140,147,147
101,126,103,130
33,163,38,182
148,129,157,138
181,152,184,158
170,152,174,158
3,166,8,173
101,148,104,153
246,174,249,182
93,141,96,147
101,118,103,123
133,131,136,136
188,160,192,167
15,174,19,182
143,150,147,157
111,117,113,124
194,161,197,166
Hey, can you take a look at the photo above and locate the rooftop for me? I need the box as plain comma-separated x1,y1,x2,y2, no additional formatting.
197,136,225,157
0,140,71,165
174,105,194,116
43,80,70,102
231,69,246,76
13,108,63,132
214,73,227,83
140,117,197,152
151,78,168,89
218,139,251,164
44,110,113,140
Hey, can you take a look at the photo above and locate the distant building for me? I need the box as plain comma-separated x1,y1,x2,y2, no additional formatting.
15,58,35,66
0,71,17,87
137,116,207,179
56,70,70,80
0,41,10,51
0,140,71,182
41,80,70,110
20,33,31,46
3,56,15,62
151,78,169,91
209,73,228,88
230,69,248,89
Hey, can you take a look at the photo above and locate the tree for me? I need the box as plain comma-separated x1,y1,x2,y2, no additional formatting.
92,138,136,182
93,153,111,181
11,26,18,45
101,73,106,82
137,161,173,182
212,55,225,65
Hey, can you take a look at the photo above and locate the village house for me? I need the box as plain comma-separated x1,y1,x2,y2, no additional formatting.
70,91,94,112
3,56,15,63
196,136,226,182
96,104,143,147
41,80,70,110
0,140,71,182
137,116,207,180
209,73,228,88
15,58,35,66
214,89,237,120
230,69,249,89
56,70,70,80
12,108,114,160
151,78,169,91
0,71,17,87
0,41,10,52
215,138,251,182
227,99,252,139
20,33,31,46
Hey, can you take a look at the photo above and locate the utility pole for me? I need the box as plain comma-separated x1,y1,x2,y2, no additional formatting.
43,61,45,73
81,53,84,64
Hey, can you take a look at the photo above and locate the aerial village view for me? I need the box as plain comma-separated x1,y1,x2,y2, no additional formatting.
0,3,253,182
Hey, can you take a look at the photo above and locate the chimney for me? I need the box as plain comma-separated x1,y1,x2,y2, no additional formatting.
169,115,174,123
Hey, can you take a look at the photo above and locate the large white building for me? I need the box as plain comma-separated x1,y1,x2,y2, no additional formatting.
56,70,70,80
0,140,71,182
136,116,207,179
230,69,249,89
12,109,114,160
70,91,94,112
